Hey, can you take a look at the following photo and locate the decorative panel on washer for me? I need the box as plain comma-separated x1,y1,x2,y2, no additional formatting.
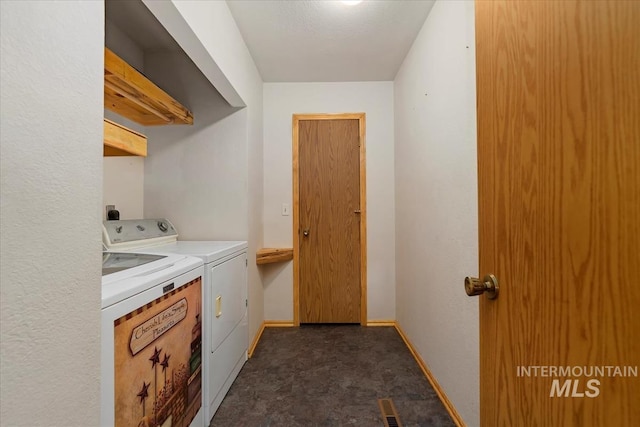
113,278,202,427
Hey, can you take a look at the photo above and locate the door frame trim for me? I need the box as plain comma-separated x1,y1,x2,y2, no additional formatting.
292,113,367,326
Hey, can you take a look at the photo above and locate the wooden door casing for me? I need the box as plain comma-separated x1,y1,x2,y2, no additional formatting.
293,113,367,325
476,1,640,426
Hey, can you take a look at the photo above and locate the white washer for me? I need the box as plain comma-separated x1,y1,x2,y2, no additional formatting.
101,251,205,427
103,219,248,424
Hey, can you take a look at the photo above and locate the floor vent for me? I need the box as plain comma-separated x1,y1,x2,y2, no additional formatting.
378,398,403,427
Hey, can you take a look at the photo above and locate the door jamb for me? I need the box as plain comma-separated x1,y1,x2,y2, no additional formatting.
292,113,367,326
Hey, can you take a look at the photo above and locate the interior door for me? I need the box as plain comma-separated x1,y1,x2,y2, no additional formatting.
297,117,362,324
475,1,640,425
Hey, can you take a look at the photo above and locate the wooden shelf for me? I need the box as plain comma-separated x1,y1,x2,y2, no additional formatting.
104,48,194,126
256,248,293,265
103,118,147,157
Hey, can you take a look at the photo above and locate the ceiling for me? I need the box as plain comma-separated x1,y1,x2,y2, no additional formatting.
226,0,436,82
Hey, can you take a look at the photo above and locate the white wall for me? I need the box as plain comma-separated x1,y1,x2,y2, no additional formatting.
103,156,145,220
167,0,257,107
142,0,265,341
143,51,247,239
262,82,395,321
0,1,103,425
394,1,479,425
103,19,145,220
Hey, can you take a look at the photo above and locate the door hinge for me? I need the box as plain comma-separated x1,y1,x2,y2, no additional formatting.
245,299,248,307
246,258,248,267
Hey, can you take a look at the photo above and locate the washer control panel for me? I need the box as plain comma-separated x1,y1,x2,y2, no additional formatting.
103,218,178,250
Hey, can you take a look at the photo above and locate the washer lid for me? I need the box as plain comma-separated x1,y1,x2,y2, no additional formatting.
102,252,166,276
101,252,203,309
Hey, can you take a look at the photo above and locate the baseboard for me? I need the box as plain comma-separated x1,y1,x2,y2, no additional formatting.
366,320,397,326
248,322,266,358
264,320,295,327
393,322,466,427
248,321,295,358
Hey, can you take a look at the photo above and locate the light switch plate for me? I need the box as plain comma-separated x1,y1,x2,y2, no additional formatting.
282,203,290,216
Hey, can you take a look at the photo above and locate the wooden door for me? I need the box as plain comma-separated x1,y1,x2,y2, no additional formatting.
476,1,640,425
293,114,366,324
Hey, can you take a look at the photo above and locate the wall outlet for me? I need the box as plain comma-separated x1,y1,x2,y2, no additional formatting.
281,203,290,216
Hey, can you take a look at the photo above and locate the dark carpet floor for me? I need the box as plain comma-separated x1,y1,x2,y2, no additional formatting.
209,325,456,427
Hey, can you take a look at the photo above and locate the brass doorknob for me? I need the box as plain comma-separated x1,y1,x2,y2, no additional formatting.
464,275,499,299
303,229,309,237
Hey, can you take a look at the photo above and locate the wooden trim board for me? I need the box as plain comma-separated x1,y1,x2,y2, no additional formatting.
393,322,466,427
247,322,266,358
357,116,367,325
103,118,147,157
104,47,193,126
292,113,367,325
292,116,300,326
367,320,397,327
256,248,293,265
263,321,295,327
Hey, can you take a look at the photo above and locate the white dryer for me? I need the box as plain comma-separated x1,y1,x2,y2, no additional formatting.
103,219,248,424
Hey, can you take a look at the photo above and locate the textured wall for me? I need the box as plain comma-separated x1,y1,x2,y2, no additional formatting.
262,82,396,321
394,1,479,425
142,0,265,343
143,52,248,239
102,155,145,220
0,1,103,425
